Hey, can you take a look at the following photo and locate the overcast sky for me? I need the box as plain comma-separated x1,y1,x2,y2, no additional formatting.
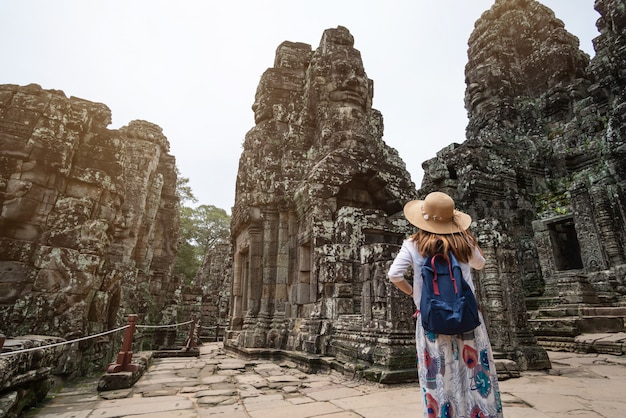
0,1,599,213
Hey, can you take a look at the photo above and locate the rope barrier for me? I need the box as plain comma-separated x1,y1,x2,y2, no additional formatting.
136,320,194,329
1,318,198,358
0,325,129,357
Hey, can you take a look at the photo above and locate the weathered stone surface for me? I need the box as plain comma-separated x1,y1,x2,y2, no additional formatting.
25,342,626,418
420,0,626,360
225,26,419,381
97,351,152,392
0,335,65,418
193,242,232,341
0,84,180,374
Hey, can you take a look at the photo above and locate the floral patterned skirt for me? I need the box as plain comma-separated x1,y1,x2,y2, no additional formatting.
415,312,503,418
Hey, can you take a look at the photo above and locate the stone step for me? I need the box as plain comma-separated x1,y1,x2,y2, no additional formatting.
528,316,624,336
525,296,565,310
574,332,626,355
528,306,579,318
528,319,578,337
535,332,626,356
579,306,626,317
491,350,507,359
495,358,521,380
529,305,626,318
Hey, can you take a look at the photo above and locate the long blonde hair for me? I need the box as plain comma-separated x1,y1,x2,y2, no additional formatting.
411,228,479,263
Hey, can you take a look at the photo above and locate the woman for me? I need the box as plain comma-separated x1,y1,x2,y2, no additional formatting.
388,191,503,418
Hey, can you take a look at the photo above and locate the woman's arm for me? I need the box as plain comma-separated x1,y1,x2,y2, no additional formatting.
392,277,413,297
388,242,414,297
469,245,486,270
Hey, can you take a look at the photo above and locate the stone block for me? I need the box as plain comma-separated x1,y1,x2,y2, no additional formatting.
294,283,310,304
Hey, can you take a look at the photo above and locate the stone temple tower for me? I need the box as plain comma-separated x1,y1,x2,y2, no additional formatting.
421,0,626,361
227,26,420,381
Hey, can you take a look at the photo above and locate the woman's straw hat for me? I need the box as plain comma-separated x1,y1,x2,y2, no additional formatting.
403,191,472,234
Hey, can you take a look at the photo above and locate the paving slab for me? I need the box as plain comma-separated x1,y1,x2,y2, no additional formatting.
25,343,626,418
305,386,365,402
196,395,231,406
90,395,194,417
197,403,249,417
331,386,418,410
348,403,422,418
124,411,198,418
247,400,344,418
200,374,232,385
235,373,269,388
316,413,363,418
35,412,92,418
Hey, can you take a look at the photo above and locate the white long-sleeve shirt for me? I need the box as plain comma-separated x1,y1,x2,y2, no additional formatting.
387,238,485,305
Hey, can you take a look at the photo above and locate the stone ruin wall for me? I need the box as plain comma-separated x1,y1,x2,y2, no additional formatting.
225,24,548,381
0,84,180,374
171,242,232,345
420,0,626,353
192,243,232,341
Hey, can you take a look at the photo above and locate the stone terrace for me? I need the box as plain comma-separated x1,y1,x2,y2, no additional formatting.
23,341,626,418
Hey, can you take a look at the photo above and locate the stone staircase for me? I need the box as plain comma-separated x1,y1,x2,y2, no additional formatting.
526,302,626,354
524,268,626,355
492,351,522,380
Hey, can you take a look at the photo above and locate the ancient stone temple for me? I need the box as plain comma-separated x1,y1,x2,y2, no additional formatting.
0,84,180,371
226,25,536,382
421,0,626,356
227,26,419,380
193,242,232,340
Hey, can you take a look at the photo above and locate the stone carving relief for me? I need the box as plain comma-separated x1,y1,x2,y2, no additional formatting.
227,26,420,380
421,0,626,354
0,84,180,374
225,21,552,380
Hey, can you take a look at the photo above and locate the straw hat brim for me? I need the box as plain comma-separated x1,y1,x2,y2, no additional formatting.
403,199,472,234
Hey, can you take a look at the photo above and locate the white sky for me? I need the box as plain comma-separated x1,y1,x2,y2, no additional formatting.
0,1,599,213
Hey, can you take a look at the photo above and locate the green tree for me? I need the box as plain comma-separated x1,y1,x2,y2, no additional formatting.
176,168,198,205
188,205,230,253
173,170,230,282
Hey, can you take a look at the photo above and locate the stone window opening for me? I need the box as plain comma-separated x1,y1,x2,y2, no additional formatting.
336,172,401,215
547,217,583,270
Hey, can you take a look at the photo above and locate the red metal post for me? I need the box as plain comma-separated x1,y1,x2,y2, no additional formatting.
107,314,139,373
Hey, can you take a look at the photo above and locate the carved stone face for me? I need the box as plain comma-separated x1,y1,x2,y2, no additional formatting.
0,179,55,241
309,26,372,112
327,59,370,109
1,179,36,223
465,62,496,114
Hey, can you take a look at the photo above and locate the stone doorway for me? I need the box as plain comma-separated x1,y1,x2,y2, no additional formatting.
547,216,583,271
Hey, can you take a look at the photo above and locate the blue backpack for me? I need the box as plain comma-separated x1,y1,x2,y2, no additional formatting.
420,252,480,335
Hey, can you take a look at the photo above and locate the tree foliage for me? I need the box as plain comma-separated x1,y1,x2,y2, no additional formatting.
173,171,230,282
176,169,198,206
180,204,230,254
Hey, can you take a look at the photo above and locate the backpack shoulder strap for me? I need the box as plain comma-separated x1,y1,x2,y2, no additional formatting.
448,251,460,270
449,252,471,291
424,253,458,295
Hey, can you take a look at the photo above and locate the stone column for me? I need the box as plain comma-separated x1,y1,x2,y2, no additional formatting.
590,184,625,267
475,242,508,349
266,210,291,348
229,247,245,331
571,182,608,270
243,223,264,347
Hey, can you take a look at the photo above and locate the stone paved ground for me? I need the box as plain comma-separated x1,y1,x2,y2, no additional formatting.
25,342,626,417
